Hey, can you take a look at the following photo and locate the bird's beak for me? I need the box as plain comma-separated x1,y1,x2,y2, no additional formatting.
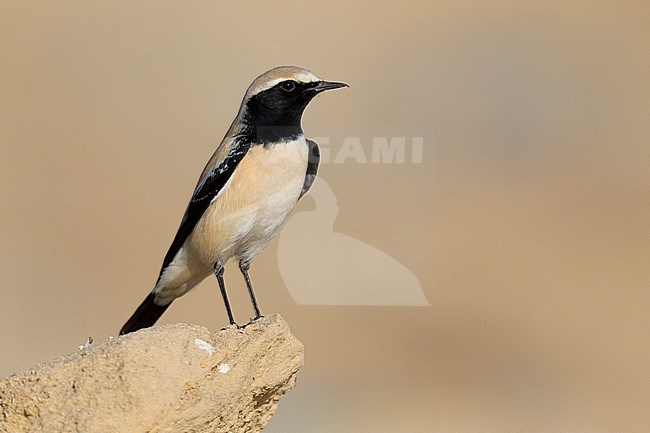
312,81,349,93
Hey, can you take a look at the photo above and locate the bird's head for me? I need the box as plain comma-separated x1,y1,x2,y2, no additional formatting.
237,66,347,142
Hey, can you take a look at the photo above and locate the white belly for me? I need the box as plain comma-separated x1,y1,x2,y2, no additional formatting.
196,137,309,265
185,137,308,262
154,137,308,303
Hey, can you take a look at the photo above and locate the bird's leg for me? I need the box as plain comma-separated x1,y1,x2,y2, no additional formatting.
239,260,263,322
213,263,238,327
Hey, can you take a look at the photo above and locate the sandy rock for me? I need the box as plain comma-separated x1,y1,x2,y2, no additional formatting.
0,314,303,433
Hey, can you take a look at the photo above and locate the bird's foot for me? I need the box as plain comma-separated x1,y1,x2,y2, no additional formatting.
220,321,244,331
241,315,264,328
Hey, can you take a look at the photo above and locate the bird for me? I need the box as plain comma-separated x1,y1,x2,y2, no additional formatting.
119,66,347,335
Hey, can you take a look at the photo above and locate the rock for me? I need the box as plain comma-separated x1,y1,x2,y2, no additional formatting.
0,314,303,433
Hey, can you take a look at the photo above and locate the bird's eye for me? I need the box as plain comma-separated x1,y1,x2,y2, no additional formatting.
281,81,296,92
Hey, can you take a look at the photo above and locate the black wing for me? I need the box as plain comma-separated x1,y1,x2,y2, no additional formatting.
157,140,251,277
300,139,320,199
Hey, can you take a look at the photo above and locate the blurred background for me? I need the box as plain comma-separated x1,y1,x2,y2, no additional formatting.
1,1,648,432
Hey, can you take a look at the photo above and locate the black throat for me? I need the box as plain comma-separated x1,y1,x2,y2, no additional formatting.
240,81,318,144
240,123,303,145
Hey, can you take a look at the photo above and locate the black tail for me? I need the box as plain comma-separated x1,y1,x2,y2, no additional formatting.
119,292,171,335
